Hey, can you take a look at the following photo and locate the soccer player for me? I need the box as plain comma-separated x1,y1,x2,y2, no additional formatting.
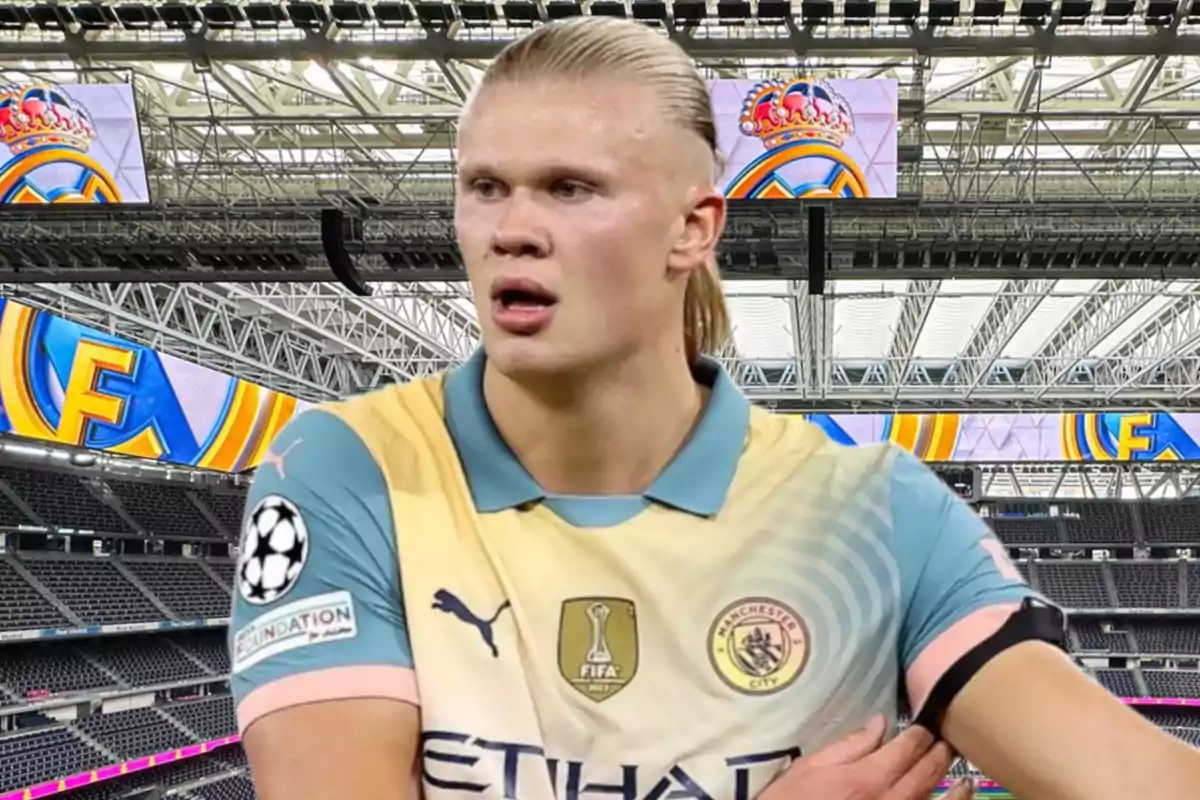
228,17,1200,800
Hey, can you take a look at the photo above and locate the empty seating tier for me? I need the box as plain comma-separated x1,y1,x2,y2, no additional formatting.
106,478,223,539
1143,670,1200,699
1142,500,1200,544
86,635,211,687
196,491,246,538
1034,561,1113,608
1133,622,1200,655
188,774,257,800
0,727,108,793
1111,562,1181,608
207,560,235,590
1061,501,1137,545
53,755,235,800
122,559,230,619
77,707,194,759
166,696,237,740
1072,620,1132,653
0,559,69,632
0,642,117,705
0,484,28,526
1095,668,1140,697
0,466,130,533
174,630,232,674
20,558,165,626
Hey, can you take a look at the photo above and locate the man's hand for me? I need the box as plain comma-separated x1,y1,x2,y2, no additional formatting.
759,717,975,800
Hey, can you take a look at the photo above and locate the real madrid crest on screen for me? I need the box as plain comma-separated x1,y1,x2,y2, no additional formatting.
238,494,309,605
0,84,125,203
558,597,639,702
707,597,810,695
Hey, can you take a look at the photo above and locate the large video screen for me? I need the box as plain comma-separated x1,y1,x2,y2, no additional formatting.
806,411,1200,462
711,78,899,200
0,299,309,470
0,83,149,204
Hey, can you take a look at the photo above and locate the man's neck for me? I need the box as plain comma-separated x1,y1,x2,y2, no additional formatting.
482,351,707,497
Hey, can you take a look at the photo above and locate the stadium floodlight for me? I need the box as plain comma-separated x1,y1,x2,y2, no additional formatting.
286,0,330,27
501,0,538,25
631,0,666,21
370,1,414,26
1017,0,1050,24
1058,0,1092,22
800,0,832,23
971,0,1004,22
159,2,202,29
201,2,247,29
716,0,751,22
545,0,582,17
330,1,371,26
756,0,789,22
72,3,118,29
458,1,497,24
1144,0,1177,23
927,0,958,24
888,0,918,23
412,0,455,26
28,3,73,29
843,0,876,24
0,2,33,27
114,3,159,28
244,2,286,27
671,0,705,21
1101,0,1134,21
589,1,626,17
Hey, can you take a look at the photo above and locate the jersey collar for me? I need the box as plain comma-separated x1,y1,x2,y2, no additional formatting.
443,349,750,518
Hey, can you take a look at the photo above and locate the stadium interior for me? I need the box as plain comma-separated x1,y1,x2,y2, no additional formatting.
4,0,1200,798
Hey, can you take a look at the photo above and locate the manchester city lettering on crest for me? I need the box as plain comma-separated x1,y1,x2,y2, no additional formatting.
708,597,810,695
558,597,638,702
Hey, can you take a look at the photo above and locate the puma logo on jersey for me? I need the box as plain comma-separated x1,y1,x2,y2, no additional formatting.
432,589,511,658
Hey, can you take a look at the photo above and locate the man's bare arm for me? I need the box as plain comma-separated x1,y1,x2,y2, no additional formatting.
244,699,421,800
942,641,1200,800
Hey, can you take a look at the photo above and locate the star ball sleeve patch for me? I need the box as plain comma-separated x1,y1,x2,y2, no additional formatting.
239,494,310,605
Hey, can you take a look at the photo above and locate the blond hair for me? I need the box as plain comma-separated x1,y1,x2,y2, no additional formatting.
479,17,731,364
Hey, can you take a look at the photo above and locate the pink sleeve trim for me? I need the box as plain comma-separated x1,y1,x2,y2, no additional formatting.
906,603,1020,716
237,665,419,734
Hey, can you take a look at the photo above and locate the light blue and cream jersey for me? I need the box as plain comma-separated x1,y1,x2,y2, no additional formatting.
229,351,1035,799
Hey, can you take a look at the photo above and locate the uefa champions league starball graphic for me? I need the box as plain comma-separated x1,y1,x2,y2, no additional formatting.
238,494,309,605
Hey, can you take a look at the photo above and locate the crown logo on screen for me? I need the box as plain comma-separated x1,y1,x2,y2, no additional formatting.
0,84,97,156
738,78,855,151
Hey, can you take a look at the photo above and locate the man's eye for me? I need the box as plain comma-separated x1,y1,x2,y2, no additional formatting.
471,179,504,198
550,181,594,200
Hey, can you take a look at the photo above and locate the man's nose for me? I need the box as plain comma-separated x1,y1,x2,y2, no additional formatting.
490,191,550,259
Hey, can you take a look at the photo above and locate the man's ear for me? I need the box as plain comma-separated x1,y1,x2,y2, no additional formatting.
667,190,726,276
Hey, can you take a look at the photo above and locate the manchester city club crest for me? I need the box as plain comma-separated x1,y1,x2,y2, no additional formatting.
558,597,638,702
708,597,810,695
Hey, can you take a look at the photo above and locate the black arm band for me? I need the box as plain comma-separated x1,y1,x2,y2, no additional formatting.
913,597,1068,739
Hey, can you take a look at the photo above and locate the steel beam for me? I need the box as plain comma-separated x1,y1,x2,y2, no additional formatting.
3,201,1199,283
5,28,1200,62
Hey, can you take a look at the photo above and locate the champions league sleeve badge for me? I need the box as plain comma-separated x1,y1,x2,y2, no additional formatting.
238,494,310,606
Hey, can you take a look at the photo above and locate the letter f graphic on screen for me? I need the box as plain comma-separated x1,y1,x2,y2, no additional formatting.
56,340,138,447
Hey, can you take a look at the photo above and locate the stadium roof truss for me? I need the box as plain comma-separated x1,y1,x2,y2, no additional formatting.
7,2,1200,410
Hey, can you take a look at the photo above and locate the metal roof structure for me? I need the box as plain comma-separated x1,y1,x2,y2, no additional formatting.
5,1,1200,410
